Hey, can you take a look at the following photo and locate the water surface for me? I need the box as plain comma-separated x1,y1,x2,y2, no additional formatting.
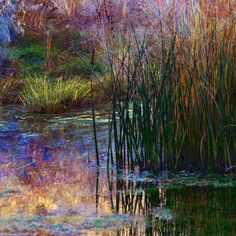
0,106,235,235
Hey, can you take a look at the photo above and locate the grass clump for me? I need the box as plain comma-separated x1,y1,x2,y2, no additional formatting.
20,76,91,113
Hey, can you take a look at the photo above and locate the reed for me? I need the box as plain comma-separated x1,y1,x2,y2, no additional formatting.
97,1,236,173
20,76,91,113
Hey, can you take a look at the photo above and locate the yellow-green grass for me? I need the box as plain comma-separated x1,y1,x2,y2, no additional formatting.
20,76,91,113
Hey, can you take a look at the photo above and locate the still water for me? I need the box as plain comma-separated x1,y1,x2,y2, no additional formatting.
0,106,235,235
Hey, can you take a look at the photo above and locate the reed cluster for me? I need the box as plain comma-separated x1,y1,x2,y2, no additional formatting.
100,1,236,173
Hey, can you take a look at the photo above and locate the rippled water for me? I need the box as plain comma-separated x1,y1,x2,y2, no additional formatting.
0,106,235,235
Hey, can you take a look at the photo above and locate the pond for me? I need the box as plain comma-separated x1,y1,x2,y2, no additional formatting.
0,106,235,235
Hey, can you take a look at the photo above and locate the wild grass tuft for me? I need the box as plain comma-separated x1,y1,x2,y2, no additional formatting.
20,76,91,113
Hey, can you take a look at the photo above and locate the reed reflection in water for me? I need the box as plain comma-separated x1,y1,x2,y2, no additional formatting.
0,107,235,235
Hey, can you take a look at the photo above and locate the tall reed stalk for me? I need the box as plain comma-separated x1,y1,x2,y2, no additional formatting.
94,1,236,173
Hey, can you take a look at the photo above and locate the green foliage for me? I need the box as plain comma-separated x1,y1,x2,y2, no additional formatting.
11,44,48,76
11,34,108,78
58,56,108,77
20,76,91,113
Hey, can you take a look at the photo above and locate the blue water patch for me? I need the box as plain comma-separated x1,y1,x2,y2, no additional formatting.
0,121,19,132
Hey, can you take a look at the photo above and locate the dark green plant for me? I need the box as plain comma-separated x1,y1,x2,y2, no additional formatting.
93,12,236,173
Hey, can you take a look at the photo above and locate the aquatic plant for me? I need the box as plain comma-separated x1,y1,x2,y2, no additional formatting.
20,76,91,113
94,0,236,173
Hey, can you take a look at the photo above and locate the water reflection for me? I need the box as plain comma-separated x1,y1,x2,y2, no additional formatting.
114,183,236,235
0,106,235,235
